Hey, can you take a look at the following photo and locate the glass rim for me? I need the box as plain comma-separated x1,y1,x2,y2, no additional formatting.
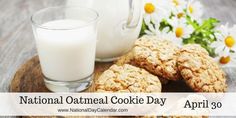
30,6,99,30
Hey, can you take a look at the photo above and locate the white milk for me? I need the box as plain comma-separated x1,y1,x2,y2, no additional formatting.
67,0,143,60
34,19,96,81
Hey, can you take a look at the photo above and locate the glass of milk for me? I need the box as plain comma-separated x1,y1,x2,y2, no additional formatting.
67,0,143,62
31,6,99,92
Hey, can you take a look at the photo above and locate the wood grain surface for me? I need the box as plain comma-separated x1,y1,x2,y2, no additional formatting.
1,0,236,93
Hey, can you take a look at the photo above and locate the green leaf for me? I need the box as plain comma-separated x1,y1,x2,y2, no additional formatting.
184,17,220,57
139,20,148,37
159,19,172,31
186,15,199,29
196,18,219,32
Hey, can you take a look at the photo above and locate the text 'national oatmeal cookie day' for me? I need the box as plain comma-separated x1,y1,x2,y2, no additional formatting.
19,95,167,106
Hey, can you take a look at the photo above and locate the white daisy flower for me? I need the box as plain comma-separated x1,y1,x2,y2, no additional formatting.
211,24,236,65
144,23,160,35
165,31,184,47
214,53,236,67
172,5,186,20
155,0,173,17
144,23,170,39
144,23,183,47
187,0,203,22
170,0,187,9
143,0,169,25
144,23,181,46
168,17,194,39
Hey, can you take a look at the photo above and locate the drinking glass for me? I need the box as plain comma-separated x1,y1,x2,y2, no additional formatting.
31,6,99,92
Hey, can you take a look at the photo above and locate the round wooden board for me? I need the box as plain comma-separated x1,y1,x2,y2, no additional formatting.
10,56,192,93
10,56,193,118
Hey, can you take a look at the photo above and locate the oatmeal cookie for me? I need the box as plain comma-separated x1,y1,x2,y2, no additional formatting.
116,51,134,66
179,44,209,55
116,36,181,80
177,44,227,92
95,64,162,92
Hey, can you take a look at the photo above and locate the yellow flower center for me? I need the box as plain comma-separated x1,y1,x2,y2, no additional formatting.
173,0,179,6
219,56,231,64
225,36,235,48
189,5,194,14
177,12,184,19
175,27,184,38
144,3,155,14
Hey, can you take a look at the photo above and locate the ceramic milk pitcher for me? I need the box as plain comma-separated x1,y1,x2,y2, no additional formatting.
67,0,143,62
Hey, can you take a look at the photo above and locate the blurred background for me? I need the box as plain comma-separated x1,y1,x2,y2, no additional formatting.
0,0,236,92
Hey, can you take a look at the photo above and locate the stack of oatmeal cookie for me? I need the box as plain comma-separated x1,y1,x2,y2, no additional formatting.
95,36,227,93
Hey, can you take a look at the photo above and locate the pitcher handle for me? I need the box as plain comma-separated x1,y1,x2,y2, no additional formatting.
124,0,143,29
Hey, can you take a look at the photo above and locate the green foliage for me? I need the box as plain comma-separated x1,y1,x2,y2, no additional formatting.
139,15,220,57
139,20,148,37
159,19,172,31
184,16,220,56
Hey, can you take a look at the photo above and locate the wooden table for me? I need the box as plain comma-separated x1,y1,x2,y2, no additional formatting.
1,0,236,92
